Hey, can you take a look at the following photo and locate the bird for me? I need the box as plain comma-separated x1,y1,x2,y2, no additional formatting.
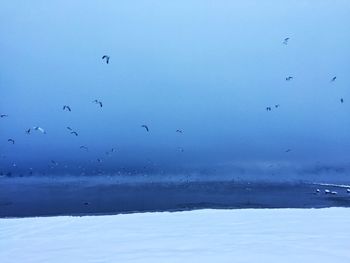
285,76,293,81
283,37,290,45
325,189,331,194
25,128,31,135
266,107,272,111
0,114,8,118
347,189,350,193
340,98,344,103
63,105,71,112
176,129,183,133
71,131,78,136
331,76,337,82
315,189,320,194
285,149,291,153
93,100,103,108
7,139,15,144
80,145,88,151
33,126,46,134
67,127,73,131
141,125,149,132
331,191,337,195
275,104,280,108
102,55,110,64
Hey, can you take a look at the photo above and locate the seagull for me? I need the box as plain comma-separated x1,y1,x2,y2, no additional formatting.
0,114,8,118
266,107,272,111
347,189,350,193
71,131,78,136
315,189,320,194
33,126,46,134
141,125,149,132
275,104,280,108
283,37,290,45
285,149,291,153
25,128,31,135
80,145,88,151
340,98,344,103
286,76,293,81
93,100,103,108
331,191,337,195
102,55,110,64
63,105,71,112
176,129,183,133
67,127,73,131
7,139,15,144
325,189,331,194
331,76,337,82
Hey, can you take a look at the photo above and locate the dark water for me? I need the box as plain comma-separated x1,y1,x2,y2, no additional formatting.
1,176,350,218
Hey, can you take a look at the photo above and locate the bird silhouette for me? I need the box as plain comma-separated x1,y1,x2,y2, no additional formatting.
285,76,293,81
0,114,8,118
71,131,78,136
266,107,272,111
285,149,291,153
176,129,183,133
25,128,31,135
331,76,337,82
7,139,15,144
33,126,46,134
67,127,73,131
102,55,110,64
275,104,280,108
93,100,103,108
80,145,88,151
340,98,344,103
141,125,149,132
283,37,290,45
63,105,71,112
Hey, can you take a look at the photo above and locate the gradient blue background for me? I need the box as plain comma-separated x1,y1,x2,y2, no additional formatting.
1,1,350,180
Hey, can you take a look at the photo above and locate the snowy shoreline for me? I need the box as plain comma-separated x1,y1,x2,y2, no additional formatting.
1,208,350,263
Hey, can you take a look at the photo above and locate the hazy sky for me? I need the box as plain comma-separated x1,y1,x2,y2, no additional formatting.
1,1,350,177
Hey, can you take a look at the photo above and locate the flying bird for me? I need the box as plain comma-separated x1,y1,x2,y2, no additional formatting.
340,98,344,103
275,104,280,108
285,76,293,81
176,129,183,133
67,127,73,131
141,125,149,132
266,107,272,111
93,100,103,108
0,114,8,118
102,55,110,64
80,145,88,151
283,37,290,45
33,126,46,134
25,128,31,135
7,139,15,144
285,149,291,153
331,76,337,82
63,105,71,112
71,131,78,136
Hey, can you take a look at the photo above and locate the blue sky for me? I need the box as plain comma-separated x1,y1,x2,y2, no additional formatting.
1,1,350,178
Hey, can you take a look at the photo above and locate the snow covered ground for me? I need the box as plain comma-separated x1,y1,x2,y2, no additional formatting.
1,208,350,263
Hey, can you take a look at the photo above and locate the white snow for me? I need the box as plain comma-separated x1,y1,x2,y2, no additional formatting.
1,208,350,263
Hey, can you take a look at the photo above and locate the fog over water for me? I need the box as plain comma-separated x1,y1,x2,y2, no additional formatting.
1,1,350,181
